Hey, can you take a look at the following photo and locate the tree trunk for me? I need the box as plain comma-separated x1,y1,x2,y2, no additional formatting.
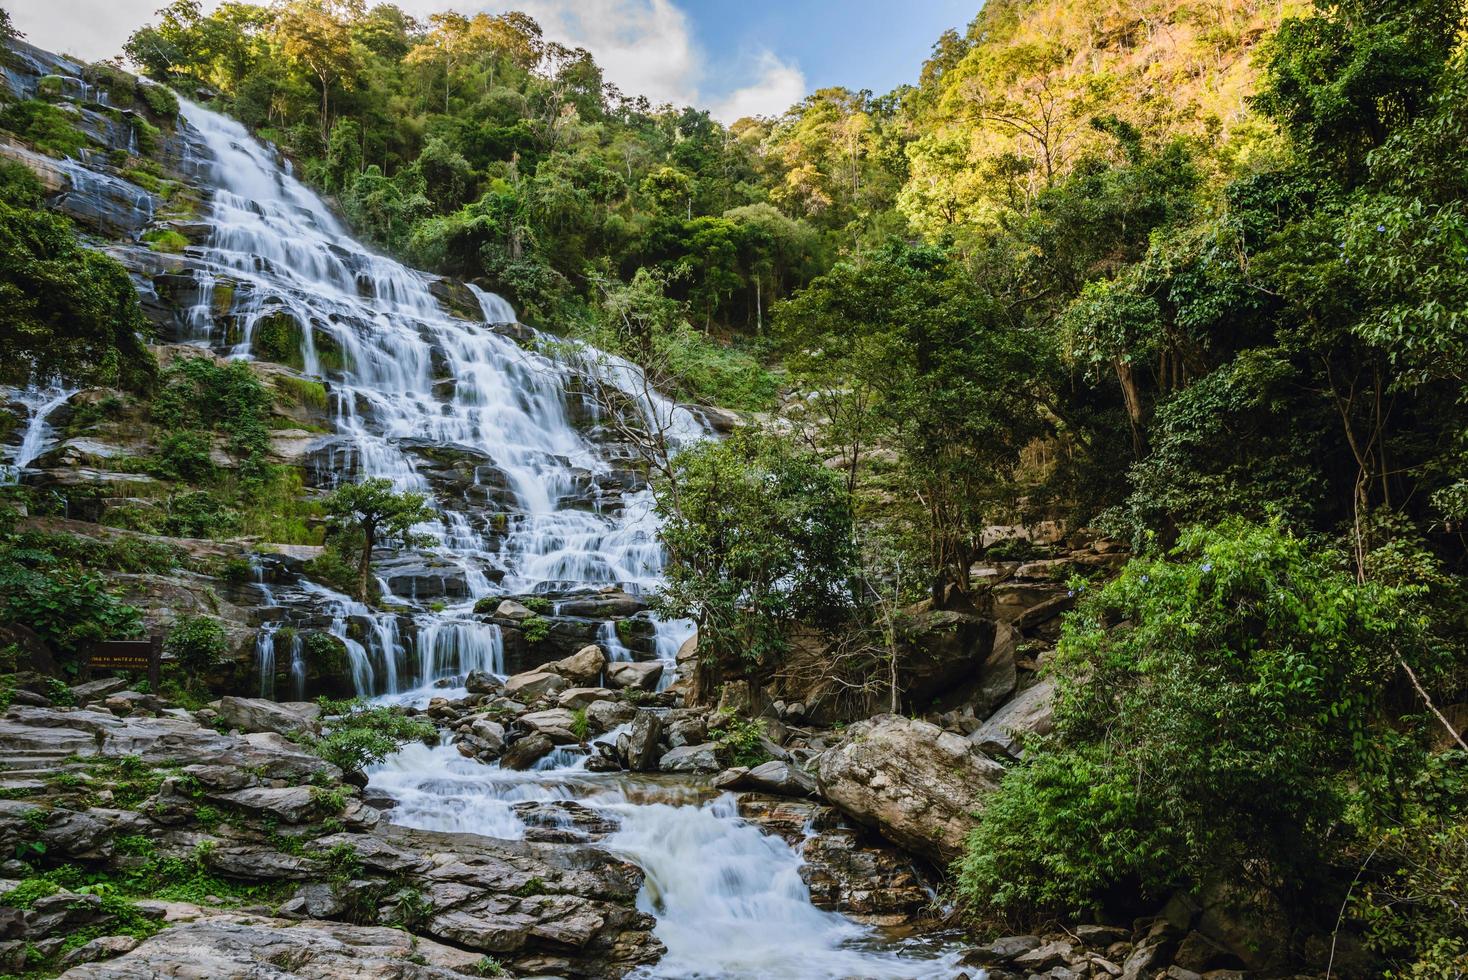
357,525,375,601
1113,355,1145,456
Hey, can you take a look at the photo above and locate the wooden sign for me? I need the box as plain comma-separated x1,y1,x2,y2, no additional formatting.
86,637,161,691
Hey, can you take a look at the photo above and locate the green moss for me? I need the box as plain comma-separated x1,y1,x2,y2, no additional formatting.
275,375,329,412
142,228,190,254
252,312,305,368
0,100,90,158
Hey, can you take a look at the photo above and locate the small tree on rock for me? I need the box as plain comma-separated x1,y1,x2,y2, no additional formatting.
324,478,434,600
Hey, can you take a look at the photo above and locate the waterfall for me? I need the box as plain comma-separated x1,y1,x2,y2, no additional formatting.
178,98,698,697
175,99,957,977
2,386,75,483
370,741,964,978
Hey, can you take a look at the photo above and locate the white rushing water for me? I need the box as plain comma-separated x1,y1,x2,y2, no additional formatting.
177,98,696,698
1,386,76,484
372,741,963,979
177,99,958,978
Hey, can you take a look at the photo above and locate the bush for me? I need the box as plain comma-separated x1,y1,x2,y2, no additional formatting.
956,520,1445,922
301,698,437,775
0,100,89,157
166,615,227,680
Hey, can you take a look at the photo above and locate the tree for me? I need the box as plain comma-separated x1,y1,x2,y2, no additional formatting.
323,478,434,600
957,520,1453,923
275,0,360,143
0,163,154,389
653,432,857,703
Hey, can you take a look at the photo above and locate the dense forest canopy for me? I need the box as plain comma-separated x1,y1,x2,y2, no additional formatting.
0,0,1466,974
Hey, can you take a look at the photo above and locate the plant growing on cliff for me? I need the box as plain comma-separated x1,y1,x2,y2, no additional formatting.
653,430,857,701
166,615,228,685
300,698,436,776
323,479,435,601
955,519,1457,925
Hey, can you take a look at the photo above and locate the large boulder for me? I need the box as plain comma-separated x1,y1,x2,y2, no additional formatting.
549,645,607,686
605,661,663,691
815,715,1006,864
969,679,1055,759
658,742,720,773
215,697,319,737
502,670,568,700
712,760,817,797
897,610,997,705
500,732,555,770
619,710,664,772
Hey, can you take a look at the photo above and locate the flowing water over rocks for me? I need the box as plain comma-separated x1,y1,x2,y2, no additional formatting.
161,99,962,977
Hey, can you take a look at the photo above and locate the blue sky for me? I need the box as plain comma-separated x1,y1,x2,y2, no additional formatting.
691,1,974,97
10,0,977,120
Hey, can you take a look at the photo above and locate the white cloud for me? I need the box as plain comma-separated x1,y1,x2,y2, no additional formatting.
709,50,806,123
7,0,805,120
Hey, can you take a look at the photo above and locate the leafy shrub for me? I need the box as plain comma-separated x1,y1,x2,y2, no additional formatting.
165,615,227,680
0,100,89,157
141,228,190,253
520,615,550,644
956,520,1448,922
708,712,770,767
300,698,436,775
162,491,240,538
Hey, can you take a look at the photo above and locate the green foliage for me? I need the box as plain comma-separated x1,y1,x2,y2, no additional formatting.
323,478,435,600
141,228,190,253
520,615,550,644
0,509,144,661
519,596,551,614
708,712,770,768
0,161,154,389
165,615,227,680
655,431,856,683
300,698,436,775
152,355,272,482
957,520,1450,921
0,99,89,157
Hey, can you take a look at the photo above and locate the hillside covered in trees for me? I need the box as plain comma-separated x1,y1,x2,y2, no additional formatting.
0,0,1465,977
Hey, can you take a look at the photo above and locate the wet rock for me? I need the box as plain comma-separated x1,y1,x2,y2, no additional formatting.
503,670,568,700
962,935,1041,965
557,687,616,710
815,714,1006,865
464,670,498,694
500,732,556,770
970,679,1055,759
548,645,606,686
214,696,318,737
554,592,646,618
619,711,663,772
658,742,720,773
605,660,663,691
584,699,635,733
712,761,817,797
518,709,580,744
663,711,707,748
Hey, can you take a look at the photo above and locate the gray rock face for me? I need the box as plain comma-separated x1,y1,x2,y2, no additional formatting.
815,714,1006,864
0,705,662,977
503,670,568,700
897,610,998,705
549,645,607,686
658,742,721,773
712,761,818,797
214,696,319,736
970,679,1055,759
58,916,487,979
557,687,616,710
500,732,556,770
620,711,664,772
606,661,663,691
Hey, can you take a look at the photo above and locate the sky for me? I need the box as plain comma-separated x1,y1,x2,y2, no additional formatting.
7,0,974,121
